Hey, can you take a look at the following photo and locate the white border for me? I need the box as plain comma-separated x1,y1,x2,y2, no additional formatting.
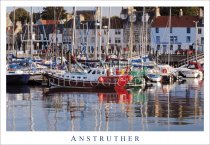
1,1,209,145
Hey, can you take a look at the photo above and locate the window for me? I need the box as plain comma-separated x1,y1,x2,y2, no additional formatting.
71,76,75,79
170,36,178,43
188,65,196,69
163,45,167,53
170,45,173,50
186,36,191,43
201,37,204,44
92,71,96,74
115,29,121,35
77,76,81,79
157,45,160,50
83,77,87,79
178,45,181,49
115,38,121,43
109,38,111,43
155,28,159,33
187,27,191,33
198,28,202,34
156,36,160,43
170,27,172,33
97,70,101,74
88,70,92,74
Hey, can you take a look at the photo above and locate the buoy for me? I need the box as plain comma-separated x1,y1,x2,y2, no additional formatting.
162,68,167,73
128,75,133,81
98,77,104,82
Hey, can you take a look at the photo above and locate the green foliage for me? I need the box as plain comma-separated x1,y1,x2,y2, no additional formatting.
160,7,200,16
102,16,123,29
33,12,41,23
41,7,67,20
9,8,30,24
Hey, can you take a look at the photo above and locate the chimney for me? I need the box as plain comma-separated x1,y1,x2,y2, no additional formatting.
155,7,160,18
199,8,204,18
179,9,183,17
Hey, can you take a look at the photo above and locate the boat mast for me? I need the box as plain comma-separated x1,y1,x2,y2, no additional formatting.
106,7,111,56
94,7,99,59
168,7,171,65
68,7,76,72
30,7,33,58
12,7,15,56
99,7,102,60
128,7,134,59
142,7,145,70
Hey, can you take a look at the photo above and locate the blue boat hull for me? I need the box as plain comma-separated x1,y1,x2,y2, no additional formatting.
7,74,30,85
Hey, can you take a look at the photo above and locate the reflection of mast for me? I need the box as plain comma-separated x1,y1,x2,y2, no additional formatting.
29,93,35,131
105,103,110,131
194,88,198,123
167,86,170,130
140,101,144,130
12,100,16,131
94,103,98,131
98,101,102,131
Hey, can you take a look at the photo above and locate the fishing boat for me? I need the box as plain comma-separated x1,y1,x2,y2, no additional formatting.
7,64,30,85
175,61,203,78
44,67,133,90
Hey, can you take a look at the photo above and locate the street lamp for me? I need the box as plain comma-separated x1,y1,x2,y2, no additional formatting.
193,20,199,61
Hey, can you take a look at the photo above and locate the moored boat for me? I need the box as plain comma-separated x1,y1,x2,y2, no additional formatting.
7,64,30,85
44,67,133,90
175,61,203,78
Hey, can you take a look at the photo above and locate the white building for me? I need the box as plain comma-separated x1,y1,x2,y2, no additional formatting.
150,9,204,54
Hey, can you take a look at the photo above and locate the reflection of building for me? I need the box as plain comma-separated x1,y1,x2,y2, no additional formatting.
151,8,204,54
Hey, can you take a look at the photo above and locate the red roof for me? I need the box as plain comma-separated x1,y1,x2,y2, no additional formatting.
38,20,60,25
151,16,199,27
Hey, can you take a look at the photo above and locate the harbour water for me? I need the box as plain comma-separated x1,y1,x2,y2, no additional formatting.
6,78,204,131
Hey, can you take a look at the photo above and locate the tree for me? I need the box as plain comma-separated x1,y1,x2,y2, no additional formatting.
33,12,41,23
102,16,123,29
41,7,67,20
160,7,200,16
9,8,30,24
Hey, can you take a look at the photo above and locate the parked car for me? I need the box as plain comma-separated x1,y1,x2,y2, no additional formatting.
175,49,196,55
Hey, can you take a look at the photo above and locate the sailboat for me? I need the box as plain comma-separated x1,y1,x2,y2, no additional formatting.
7,63,30,85
6,7,30,85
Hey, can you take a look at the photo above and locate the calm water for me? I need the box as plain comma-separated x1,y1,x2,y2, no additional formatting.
6,78,204,131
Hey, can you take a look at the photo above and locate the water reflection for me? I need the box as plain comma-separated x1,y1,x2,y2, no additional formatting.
7,78,204,131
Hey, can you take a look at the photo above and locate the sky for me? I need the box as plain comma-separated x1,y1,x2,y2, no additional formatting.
6,7,122,17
